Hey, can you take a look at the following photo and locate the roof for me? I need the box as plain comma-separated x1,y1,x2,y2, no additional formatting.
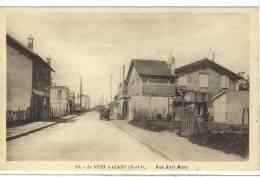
212,89,249,101
126,59,176,81
211,90,227,101
175,58,242,80
7,34,55,72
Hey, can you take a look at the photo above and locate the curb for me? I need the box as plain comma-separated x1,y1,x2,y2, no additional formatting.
6,115,79,141
111,121,174,161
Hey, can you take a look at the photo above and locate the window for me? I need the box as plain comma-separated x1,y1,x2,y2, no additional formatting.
199,73,209,88
178,75,187,86
43,97,47,106
221,75,229,88
147,78,168,85
57,89,62,98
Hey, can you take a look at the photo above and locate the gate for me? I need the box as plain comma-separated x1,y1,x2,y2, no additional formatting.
179,107,196,137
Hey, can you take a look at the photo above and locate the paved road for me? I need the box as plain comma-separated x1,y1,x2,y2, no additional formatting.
7,111,167,161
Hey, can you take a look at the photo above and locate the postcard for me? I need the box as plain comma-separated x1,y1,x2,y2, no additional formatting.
0,7,258,172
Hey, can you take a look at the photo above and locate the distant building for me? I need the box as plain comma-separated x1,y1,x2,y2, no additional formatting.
6,34,55,122
123,58,176,120
75,94,90,112
50,86,74,117
212,90,249,124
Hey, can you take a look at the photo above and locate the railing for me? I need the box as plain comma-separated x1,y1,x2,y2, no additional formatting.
6,107,31,122
142,84,175,96
51,107,69,118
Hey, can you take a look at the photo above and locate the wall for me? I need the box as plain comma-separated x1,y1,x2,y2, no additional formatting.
127,67,142,96
50,87,69,110
33,60,51,93
177,67,238,95
128,95,169,120
213,93,226,123
75,95,89,110
226,90,249,124
7,45,32,111
142,82,175,96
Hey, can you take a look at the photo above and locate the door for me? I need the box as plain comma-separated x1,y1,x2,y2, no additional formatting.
33,94,44,120
122,101,128,120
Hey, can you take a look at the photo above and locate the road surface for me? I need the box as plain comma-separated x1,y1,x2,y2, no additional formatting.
7,111,167,161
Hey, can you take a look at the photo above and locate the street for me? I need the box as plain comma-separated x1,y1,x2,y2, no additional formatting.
7,111,167,161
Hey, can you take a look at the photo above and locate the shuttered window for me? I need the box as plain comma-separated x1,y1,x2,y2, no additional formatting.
57,90,62,98
221,75,229,88
178,75,187,86
199,73,209,88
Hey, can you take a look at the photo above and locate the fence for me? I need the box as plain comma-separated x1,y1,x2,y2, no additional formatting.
6,107,31,122
133,108,171,122
132,106,249,137
50,107,69,118
178,107,197,137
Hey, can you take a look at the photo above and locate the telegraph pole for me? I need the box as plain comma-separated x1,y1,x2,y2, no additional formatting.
110,74,112,102
80,77,82,112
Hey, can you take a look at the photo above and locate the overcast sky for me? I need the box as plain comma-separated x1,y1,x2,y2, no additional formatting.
7,12,249,106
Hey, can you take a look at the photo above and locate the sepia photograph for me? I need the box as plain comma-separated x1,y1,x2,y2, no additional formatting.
0,7,258,171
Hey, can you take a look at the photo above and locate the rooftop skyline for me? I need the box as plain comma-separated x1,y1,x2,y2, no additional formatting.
7,12,249,106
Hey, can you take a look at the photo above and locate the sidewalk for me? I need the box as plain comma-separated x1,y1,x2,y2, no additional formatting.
111,120,243,161
7,114,79,141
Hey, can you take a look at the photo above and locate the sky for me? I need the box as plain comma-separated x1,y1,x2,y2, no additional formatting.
7,12,249,107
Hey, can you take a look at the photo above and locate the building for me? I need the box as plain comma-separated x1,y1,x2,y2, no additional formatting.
6,34,55,122
212,90,249,124
114,65,130,120
123,58,176,120
50,86,74,117
75,94,90,112
174,58,242,120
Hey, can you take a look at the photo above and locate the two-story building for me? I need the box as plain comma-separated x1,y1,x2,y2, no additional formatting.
6,34,55,122
174,58,243,121
50,85,74,117
124,58,176,120
75,94,90,112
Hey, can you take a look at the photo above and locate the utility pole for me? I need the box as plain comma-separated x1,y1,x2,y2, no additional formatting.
110,74,112,103
80,77,82,112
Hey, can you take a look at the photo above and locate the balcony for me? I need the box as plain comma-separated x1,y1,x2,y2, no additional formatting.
142,84,175,97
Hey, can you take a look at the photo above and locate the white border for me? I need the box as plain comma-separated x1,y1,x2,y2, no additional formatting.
0,0,258,7
0,0,259,176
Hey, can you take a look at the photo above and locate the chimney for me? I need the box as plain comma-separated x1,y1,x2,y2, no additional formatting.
27,34,34,50
170,56,175,75
212,52,215,62
46,57,51,66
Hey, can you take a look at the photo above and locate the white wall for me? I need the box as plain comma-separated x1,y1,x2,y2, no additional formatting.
129,95,169,120
213,93,226,123
226,90,249,124
50,87,68,111
127,67,142,96
7,45,32,111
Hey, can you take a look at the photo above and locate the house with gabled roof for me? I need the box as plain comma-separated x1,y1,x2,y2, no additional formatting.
6,34,55,122
123,58,176,120
174,58,243,121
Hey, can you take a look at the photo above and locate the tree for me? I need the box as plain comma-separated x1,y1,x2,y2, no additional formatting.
239,75,249,91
